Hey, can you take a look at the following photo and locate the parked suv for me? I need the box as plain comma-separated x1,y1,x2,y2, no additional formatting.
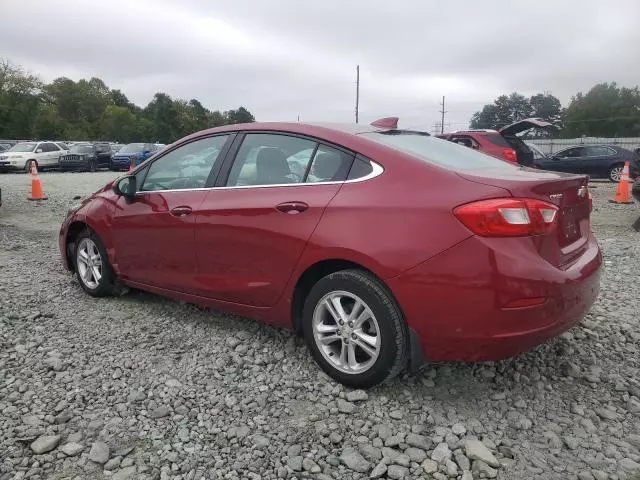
438,118,553,167
59,143,111,171
110,143,159,171
0,141,67,172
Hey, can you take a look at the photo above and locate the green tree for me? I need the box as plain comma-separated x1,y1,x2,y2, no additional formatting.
0,58,256,141
0,60,42,138
100,105,144,143
469,92,562,131
144,92,179,143
225,106,255,124
562,83,640,137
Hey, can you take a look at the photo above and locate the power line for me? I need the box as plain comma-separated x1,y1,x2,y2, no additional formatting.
355,65,360,124
439,96,447,134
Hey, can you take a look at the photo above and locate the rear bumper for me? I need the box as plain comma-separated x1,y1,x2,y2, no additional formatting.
388,233,601,362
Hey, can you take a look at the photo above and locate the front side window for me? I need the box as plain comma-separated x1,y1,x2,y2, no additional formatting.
41,143,60,152
141,135,229,191
558,147,584,158
226,134,317,186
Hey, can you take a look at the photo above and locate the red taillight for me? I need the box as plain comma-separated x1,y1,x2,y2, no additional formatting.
454,198,559,237
502,148,517,163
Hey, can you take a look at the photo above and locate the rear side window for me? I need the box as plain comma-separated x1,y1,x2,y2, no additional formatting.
347,156,374,180
585,146,616,157
484,134,511,148
361,132,516,171
226,134,317,186
305,145,353,183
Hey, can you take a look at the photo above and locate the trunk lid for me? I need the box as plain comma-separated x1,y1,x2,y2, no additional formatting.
458,167,591,267
499,117,554,136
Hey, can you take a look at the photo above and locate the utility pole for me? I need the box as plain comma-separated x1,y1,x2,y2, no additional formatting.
355,65,360,124
439,96,446,134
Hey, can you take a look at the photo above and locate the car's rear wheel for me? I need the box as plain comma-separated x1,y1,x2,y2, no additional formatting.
302,269,408,388
608,164,624,182
74,230,120,297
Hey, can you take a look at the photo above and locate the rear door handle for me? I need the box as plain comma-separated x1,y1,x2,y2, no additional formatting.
170,206,193,217
276,201,309,214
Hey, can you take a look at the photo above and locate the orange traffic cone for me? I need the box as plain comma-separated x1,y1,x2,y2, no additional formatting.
609,161,633,204
27,162,48,201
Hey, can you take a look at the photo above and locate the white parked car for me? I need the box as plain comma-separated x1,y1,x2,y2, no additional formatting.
0,141,68,173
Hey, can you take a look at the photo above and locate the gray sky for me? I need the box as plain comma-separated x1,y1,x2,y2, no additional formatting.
1,0,638,131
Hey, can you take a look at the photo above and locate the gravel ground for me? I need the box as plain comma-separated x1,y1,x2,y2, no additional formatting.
1,171,639,480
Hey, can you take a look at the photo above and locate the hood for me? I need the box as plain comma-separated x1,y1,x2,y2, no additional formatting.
499,117,554,136
0,152,28,158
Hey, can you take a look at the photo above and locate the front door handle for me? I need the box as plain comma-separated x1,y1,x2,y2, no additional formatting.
170,206,193,217
276,201,309,214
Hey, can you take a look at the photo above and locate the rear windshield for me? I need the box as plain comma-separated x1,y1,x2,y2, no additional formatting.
360,132,516,171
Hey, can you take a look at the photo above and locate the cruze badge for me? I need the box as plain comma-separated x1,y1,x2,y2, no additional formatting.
549,193,563,202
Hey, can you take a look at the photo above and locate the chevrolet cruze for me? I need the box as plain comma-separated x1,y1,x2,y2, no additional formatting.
60,118,601,387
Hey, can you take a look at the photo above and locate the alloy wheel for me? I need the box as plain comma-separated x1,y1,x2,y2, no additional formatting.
610,166,623,182
312,291,381,374
76,238,103,289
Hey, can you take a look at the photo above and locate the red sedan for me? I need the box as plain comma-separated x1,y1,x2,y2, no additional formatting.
59,118,601,387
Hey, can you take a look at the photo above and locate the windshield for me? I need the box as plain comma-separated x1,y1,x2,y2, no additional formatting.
118,143,145,154
7,142,37,153
70,145,93,154
361,132,516,171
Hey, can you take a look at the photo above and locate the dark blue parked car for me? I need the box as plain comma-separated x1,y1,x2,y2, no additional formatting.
110,143,160,171
533,144,640,182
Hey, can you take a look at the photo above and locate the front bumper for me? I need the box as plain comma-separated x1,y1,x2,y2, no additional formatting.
388,233,602,362
0,160,24,171
111,156,135,169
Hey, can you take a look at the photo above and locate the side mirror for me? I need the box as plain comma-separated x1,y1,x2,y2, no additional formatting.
35,148,43,153
113,175,137,203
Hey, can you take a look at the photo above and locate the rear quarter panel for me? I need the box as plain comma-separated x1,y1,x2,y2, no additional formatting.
292,149,514,280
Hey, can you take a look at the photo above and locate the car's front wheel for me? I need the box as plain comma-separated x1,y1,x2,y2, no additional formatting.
608,164,624,182
24,159,36,173
302,269,408,388
74,230,119,297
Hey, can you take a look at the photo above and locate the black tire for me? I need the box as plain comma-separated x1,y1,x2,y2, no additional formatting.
608,164,624,182
302,269,408,388
73,229,120,297
24,159,36,173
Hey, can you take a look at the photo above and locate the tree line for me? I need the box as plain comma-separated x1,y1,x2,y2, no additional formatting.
469,83,640,138
0,59,255,144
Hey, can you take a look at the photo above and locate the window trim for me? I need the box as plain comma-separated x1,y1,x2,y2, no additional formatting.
132,130,383,195
133,162,383,194
136,132,236,191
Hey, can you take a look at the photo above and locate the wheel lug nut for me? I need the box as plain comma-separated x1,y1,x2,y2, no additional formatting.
348,322,353,327
351,333,357,339
338,320,344,326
